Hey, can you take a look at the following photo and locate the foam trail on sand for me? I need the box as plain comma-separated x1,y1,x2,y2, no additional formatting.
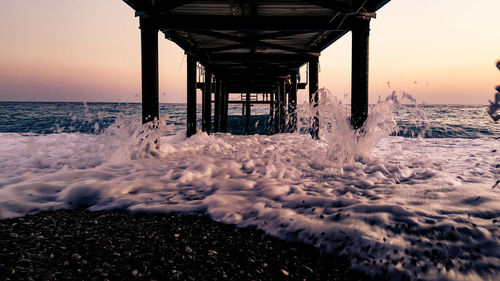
0,95,499,281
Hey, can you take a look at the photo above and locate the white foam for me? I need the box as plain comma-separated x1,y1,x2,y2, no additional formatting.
0,96,499,281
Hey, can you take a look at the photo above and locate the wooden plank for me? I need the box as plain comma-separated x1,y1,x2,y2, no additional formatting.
310,30,348,52
189,30,320,56
149,15,353,31
135,0,197,16
304,0,355,13
226,100,271,104
201,53,317,62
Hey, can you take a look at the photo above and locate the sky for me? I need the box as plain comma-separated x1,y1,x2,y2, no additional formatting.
0,0,499,104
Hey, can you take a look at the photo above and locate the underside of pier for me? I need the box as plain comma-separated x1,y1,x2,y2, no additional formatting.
122,0,390,137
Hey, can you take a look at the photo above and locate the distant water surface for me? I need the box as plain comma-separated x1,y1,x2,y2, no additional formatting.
0,102,498,137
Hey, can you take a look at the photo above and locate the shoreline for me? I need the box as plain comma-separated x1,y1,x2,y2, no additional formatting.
0,209,376,281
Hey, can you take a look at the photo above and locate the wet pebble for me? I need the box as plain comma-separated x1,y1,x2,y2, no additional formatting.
0,209,371,281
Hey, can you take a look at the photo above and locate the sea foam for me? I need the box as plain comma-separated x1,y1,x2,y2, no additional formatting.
0,93,499,281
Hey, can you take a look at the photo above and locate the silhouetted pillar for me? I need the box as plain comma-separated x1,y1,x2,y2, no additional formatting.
241,92,244,115
309,57,319,139
289,72,297,132
245,91,251,134
221,87,228,133
202,70,212,133
269,90,275,134
214,77,221,132
351,17,370,130
279,80,286,133
186,55,197,137
140,18,159,124
274,86,280,134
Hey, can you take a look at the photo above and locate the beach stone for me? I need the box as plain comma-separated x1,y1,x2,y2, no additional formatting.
0,209,373,281
9,233,19,238
17,259,31,267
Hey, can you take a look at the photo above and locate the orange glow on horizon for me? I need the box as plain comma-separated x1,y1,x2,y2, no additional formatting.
0,0,499,104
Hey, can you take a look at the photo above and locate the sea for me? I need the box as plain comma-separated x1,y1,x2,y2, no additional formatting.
0,91,499,281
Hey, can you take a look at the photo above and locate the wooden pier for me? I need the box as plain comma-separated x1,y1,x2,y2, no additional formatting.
123,0,390,137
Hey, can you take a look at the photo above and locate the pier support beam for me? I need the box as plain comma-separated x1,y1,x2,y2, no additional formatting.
351,17,370,130
221,87,228,133
289,72,298,133
274,86,280,134
279,80,286,133
309,57,319,139
245,91,251,134
186,54,197,137
140,18,159,124
214,77,221,132
269,90,275,134
202,70,213,133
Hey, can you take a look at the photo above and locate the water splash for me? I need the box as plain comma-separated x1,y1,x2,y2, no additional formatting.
487,94,500,122
295,89,429,166
488,61,500,122
102,116,174,161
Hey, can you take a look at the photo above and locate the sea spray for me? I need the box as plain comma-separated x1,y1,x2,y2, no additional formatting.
294,89,426,166
103,116,174,161
1,98,499,281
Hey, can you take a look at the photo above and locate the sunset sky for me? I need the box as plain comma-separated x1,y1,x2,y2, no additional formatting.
0,0,499,104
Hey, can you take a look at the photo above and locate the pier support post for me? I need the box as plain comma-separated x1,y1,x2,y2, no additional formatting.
186,54,197,137
351,17,370,130
274,86,280,134
289,72,297,133
269,90,275,134
245,91,251,134
242,94,245,116
203,70,213,133
214,77,221,132
279,80,286,133
221,86,228,133
140,18,159,124
309,57,319,139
